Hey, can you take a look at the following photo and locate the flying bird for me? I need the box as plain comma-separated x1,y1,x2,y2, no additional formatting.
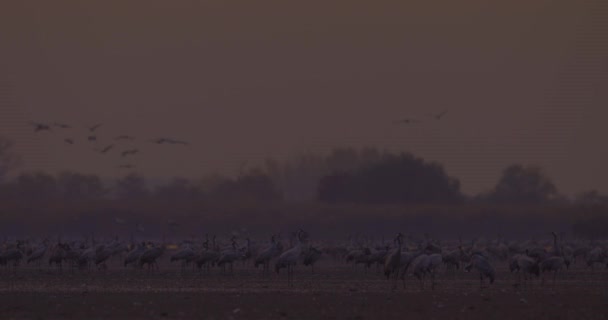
64,138,75,145
88,124,102,132
29,122,51,132
152,138,189,145
121,149,139,157
99,144,114,154
115,135,135,141
54,122,71,129
429,110,448,120
88,135,97,142
393,118,420,125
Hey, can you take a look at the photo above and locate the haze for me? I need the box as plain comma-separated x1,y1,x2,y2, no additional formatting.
1,0,606,195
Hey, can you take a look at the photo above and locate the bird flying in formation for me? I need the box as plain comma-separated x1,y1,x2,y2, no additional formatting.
429,110,448,120
27,120,193,171
393,118,420,125
99,144,114,154
88,124,102,132
121,149,139,157
152,138,189,145
54,122,71,129
29,122,51,132
115,135,135,141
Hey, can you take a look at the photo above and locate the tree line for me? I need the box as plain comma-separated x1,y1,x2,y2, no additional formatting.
1,137,608,238
0,137,605,207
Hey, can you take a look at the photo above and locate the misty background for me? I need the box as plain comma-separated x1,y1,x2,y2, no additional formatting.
0,0,607,238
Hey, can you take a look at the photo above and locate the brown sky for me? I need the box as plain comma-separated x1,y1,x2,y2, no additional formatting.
1,0,607,195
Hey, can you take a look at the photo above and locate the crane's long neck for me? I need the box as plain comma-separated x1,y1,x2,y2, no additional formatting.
553,233,561,256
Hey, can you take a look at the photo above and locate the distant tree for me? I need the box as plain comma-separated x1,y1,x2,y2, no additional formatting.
209,169,282,205
325,147,360,172
12,172,58,202
0,137,20,183
265,152,327,202
265,147,386,202
56,172,106,200
575,190,608,207
318,152,462,204
115,173,149,199
154,177,203,203
485,164,559,204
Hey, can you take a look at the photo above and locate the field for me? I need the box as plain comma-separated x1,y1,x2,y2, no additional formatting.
2,260,608,320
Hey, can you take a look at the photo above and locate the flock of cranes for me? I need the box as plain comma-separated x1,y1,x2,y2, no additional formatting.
1,229,606,290
27,121,189,170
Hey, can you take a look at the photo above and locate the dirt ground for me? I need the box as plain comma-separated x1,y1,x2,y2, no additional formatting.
2,263,608,319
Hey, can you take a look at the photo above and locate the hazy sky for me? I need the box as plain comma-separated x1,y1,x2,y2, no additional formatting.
1,0,607,195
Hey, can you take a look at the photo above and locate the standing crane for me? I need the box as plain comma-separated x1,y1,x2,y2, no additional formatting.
383,233,403,290
303,245,322,274
254,235,281,274
275,229,306,287
139,242,165,272
540,232,567,285
464,253,496,289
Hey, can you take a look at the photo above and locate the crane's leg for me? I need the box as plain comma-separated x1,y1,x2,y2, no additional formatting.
542,272,545,285
393,269,399,291
553,270,557,286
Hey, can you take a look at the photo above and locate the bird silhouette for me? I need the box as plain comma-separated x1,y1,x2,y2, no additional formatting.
428,110,448,120
54,122,71,129
88,135,97,142
29,122,51,132
115,135,135,141
152,138,189,145
64,138,75,145
98,144,114,154
88,124,102,132
121,149,139,157
393,118,420,125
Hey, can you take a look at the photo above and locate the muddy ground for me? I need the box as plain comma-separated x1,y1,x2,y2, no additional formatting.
1,263,608,319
